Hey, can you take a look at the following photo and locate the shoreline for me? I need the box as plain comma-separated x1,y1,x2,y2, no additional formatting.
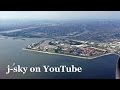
22,48,116,59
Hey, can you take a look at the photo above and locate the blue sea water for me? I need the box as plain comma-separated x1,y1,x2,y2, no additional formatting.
0,37,119,79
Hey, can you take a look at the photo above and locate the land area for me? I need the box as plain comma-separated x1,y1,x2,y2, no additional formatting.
1,20,120,42
1,20,120,59
23,38,120,59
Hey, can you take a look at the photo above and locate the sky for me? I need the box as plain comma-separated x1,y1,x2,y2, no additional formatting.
0,11,120,20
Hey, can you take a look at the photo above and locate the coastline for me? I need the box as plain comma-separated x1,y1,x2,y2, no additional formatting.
22,48,115,60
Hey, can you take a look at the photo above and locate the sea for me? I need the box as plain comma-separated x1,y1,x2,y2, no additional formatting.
0,37,119,79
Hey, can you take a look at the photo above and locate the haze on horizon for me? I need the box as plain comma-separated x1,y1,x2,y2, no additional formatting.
0,11,120,21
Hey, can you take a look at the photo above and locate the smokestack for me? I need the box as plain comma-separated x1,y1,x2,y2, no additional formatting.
116,57,120,79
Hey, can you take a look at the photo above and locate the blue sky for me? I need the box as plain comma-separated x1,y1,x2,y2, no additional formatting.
0,11,120,20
